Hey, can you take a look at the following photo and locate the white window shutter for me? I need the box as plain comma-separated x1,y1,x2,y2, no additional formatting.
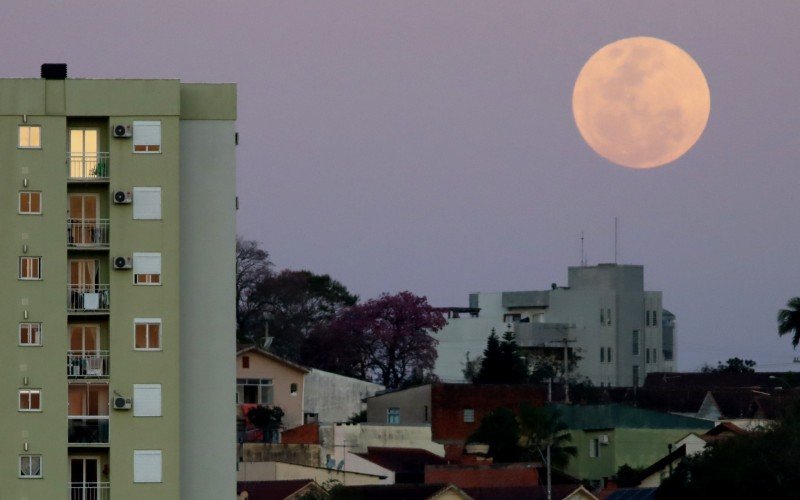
133,121,161,147
133,187,162,220
133,253,161,275
133,384,162,417
133,450,162,483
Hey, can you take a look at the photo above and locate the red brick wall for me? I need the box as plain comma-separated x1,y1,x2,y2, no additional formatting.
280,422,319,445
425,463,539,488
430,384,546,443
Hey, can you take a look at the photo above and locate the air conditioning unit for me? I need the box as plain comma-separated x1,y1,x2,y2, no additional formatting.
113,256,132,270
113,190,133,204
113,124,132,138
599,434,610,445
113,397,132,410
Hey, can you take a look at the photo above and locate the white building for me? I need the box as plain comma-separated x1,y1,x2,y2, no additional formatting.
434,264,676,387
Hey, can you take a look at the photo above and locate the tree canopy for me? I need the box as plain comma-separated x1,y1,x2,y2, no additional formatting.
778,297,800,348
700,357,757,374
472,328,529,384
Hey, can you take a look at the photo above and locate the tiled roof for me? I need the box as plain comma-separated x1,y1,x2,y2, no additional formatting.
355,447,447,483
237,480,320,500
335,483,468,500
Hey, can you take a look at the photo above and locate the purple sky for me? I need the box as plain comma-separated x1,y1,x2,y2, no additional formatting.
4,2,799,371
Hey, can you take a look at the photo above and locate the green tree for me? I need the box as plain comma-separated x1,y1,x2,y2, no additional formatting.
700,357,757,374
474,328,529,384
778,297,800,348
518,403,577,469
247,406,284,443
468,407,522,462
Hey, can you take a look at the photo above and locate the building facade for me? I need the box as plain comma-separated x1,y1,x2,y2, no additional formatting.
434,264,676,387
0,66,236,499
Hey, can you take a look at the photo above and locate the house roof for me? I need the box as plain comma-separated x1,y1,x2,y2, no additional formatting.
604,488,657,500
335,483,470,500
465,485,597,500
236,345,310,374
643,372,797,391
237,480,324,500
553,404,714,431
635,444,686,485
355,447,447,483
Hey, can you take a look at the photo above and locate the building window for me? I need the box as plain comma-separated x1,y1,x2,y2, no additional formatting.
133,121,161,153
608,347,612,363
463,408,475,423
133,450,162,483
503,313,521,323
19,257,41,280
600,348,605,363
133,384,162,417
19,455,42,478
18,125,41,149
134,319,161,350
133,187,162,220
242,356,250,369
19,389,42,411
290,383,298,395
237,378,274,404
646,348,651,364
633,366,640,388
424,405,429,422
646,311,651,326
652,349,657,363
133,252,161,285
600,308,604,325
607,308,612,326
19,323,42,346
664,349,673,361
387,407,400,425
632,330,640,356
589,438,600,458
18,191,42,214
652,311,658,325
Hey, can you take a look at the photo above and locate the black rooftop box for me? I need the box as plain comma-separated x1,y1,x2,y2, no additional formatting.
41,64,67,80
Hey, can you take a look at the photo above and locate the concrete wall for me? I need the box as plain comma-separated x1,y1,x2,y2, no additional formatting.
304,369,384,423
237,460,387,486
241,443,320,466
366,385,432,425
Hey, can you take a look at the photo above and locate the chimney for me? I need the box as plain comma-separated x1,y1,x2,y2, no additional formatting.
41,64,67,80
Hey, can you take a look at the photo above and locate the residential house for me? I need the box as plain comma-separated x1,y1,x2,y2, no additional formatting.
332,483,472,500
0,65,236,499
365,383,546,460
354,447,448,484
303,368,384,424
553,404,713,485
237,460,387,486
434,264,676,387
237,479,329,500
237,346,309,436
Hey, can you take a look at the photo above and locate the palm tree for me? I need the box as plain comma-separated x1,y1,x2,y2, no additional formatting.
518,403,577,469
778,297,800,347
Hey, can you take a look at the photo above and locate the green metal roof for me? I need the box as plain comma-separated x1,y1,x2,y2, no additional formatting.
553,404,714,431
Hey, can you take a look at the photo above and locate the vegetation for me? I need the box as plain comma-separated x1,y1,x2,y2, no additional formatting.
778,297,800,347
468,407,522,462
700,357,757,374
614,464,645,487
247,405,284,443
347,410,367,424
469,328,529,384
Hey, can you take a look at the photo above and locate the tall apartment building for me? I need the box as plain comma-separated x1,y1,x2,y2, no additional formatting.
0,65,236,499
434,264,676,387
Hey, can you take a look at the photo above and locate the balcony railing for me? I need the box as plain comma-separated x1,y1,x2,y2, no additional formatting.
68,285,110,312
68,417,109,444
67,219,110,248
68,351,110,378
69,482,110,500
68,153,110,180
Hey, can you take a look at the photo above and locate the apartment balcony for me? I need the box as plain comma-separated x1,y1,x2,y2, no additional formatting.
68,153,110,181
67,219,110,248
68,285,110,313
68,351,110,378
69,482,110,500
68,417,109,445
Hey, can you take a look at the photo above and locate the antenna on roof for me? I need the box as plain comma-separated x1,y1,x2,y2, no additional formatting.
614,216,619,264
580,231,587,267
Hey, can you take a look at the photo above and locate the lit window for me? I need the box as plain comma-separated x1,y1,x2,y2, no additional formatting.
133,121,161,153
134,319,161,350
19,257,41,280
133,253,161,285
133,450,162,483
463,408,475,423
133,187,162,220
387,407,400,425
18,192,42,214
19,323,42,346
242,356,250,369
19,389,42,411
19,455,42,478
18,126,41,149
133,384,162,417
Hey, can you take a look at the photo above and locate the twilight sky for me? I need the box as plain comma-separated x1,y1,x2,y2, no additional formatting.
3,1,798,371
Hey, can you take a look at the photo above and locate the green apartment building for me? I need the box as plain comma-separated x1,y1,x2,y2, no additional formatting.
0,65,237,499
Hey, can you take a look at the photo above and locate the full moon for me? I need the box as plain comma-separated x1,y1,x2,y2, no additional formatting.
572,37,710,169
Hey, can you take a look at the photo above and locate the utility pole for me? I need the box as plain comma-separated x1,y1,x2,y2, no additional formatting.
546,444,552,500
562,337,575,404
